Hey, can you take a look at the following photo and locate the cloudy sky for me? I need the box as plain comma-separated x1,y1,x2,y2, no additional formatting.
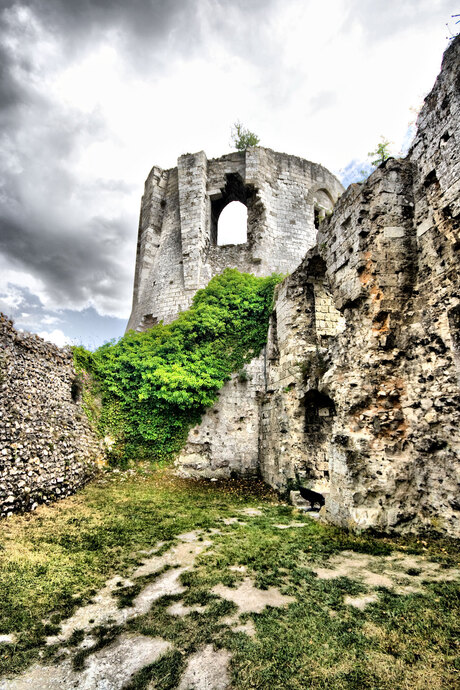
0,0,457,348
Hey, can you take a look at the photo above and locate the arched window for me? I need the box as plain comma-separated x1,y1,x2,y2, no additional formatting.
216,201,248,246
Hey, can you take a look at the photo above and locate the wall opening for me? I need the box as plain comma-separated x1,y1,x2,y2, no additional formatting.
71,377,82,403
303,389,335,480
304,390,335,429
314,207,321,229
210,172,257,246
216,201,248,246
312,188,335,229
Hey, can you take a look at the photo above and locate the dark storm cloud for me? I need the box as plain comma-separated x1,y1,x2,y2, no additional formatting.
0,0,278,69
0,0,281,323
0,0,191,316
0,80,134,314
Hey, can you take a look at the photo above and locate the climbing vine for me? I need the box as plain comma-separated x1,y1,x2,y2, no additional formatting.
74,269,282,464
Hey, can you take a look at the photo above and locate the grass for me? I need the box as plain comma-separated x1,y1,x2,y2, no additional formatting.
0,466,459,688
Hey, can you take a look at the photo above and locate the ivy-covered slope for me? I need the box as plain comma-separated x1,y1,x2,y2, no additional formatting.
74,269,282,463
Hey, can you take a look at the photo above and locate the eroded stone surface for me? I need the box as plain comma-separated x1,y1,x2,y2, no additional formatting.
48,533,210,644
221,614,256,638
261,37,460,538
232,620,256,638
212,578,294,614
0,634,16,645
176,644,232,690
311,550,460,597
132,538,210,578
48,569,186,644
166,601,206,617
1,634,172,690
344,594,379,610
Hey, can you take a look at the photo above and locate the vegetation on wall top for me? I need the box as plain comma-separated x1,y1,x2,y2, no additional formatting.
74,269,282,464
230,120,260,150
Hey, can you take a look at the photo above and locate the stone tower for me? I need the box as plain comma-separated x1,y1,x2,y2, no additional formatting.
127,147,343,331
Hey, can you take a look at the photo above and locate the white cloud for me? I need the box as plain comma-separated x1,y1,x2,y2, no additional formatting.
42,314,62,325
37,328,71,347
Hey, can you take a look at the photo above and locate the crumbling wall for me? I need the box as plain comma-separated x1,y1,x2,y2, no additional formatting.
160,148,342,480
127,147,343,331
260,252,345,494
262,37,459,536
175,355,264,479
173,37,459,537
0,314,103,516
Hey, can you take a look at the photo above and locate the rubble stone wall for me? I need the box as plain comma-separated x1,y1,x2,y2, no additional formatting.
0,314,103,517
175,355,264,479
260,252,345,494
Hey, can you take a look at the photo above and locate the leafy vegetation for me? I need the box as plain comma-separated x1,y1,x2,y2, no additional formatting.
230,120,260,150
73,269,281,464
368,136,393,167
340,137,395,186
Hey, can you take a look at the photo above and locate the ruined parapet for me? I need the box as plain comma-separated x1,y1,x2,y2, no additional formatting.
127,148,343,331
0,314,104,517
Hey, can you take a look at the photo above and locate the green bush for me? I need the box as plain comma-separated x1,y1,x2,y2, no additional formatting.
74,269,282,463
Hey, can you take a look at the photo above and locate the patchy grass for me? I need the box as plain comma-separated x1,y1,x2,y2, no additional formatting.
0,467,459,689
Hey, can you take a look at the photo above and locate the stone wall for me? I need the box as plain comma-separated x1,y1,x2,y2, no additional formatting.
175,355,264,479
174,37,459,537
260,252,345,494
0,314,103,517
127,148,343,331
261,36,460,537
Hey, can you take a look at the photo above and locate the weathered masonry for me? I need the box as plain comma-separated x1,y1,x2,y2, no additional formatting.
176,37,460,537
0,314,103,517
127,148,343,330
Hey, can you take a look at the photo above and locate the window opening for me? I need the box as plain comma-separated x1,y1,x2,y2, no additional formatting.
210,172,255,246
217,201,247,246
314,207,321,229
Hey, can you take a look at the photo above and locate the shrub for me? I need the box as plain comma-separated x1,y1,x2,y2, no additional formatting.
74,269,282,463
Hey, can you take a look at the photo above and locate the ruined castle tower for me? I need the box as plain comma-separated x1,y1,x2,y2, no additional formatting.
127,38,459,538
127,148,343,331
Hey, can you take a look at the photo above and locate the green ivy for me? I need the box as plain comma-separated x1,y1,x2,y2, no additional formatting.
73,269,282,464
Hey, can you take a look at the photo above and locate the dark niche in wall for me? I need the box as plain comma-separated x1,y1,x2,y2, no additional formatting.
304,389,335,429
303,389,335,479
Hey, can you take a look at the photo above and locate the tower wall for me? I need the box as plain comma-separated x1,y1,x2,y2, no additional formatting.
127,148,343,331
